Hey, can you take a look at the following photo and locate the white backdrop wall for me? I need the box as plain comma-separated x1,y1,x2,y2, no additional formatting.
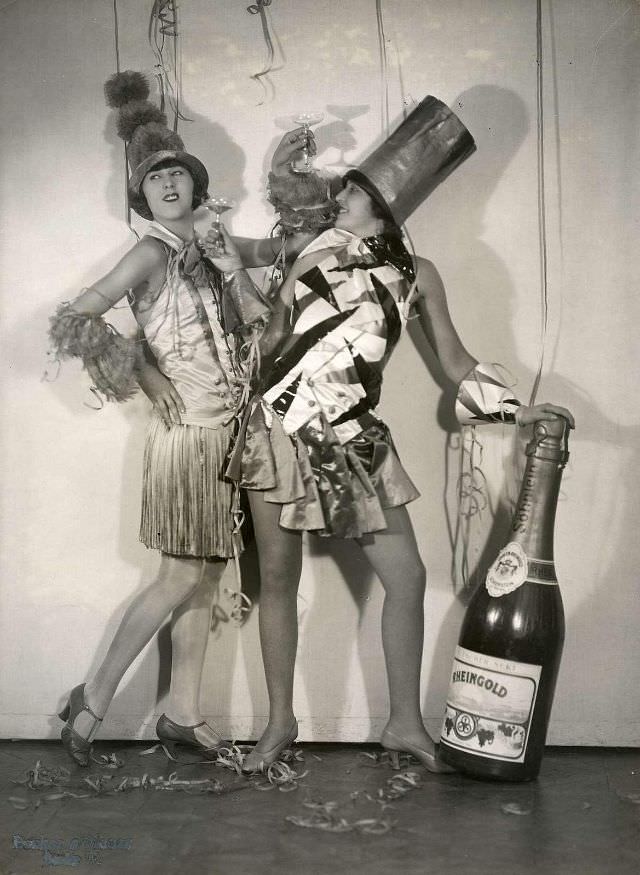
1,0,638,745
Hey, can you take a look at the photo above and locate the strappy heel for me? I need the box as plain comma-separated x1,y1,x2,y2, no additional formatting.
156,714,227,760
241,720,298,774
380,727,455,775
59,684,103,768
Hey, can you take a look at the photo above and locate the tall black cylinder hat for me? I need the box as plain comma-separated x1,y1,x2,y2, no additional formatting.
344,96,476,227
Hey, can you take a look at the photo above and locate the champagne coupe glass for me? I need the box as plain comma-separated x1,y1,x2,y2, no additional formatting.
201,196,235,252
290,112,324,174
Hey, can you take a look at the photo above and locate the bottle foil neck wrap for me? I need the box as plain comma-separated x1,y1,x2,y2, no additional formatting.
525,420,570,466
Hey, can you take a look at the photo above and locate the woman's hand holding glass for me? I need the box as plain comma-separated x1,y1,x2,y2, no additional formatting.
271,127,317,176
201,224,243,273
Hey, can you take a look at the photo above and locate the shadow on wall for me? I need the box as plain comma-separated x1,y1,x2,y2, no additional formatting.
407,84,532,599
407,84,531,426
419,84,640,731
415,85,549,723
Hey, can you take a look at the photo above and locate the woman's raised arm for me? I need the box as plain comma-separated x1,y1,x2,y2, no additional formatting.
231,232,318,268
69,237,166,315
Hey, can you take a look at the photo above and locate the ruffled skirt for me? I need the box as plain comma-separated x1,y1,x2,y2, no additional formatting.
226,399,419,538
140,417,239,558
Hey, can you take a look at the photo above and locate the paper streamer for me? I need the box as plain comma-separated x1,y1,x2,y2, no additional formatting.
148,0,191,130
247,0,280,104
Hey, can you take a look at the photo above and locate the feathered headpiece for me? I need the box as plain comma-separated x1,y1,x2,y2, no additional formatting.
104,71,209,220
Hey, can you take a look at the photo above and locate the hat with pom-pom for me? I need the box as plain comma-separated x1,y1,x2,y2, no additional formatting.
105,70,209,220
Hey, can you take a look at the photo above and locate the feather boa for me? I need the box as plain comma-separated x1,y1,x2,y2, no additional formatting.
48,304,140,403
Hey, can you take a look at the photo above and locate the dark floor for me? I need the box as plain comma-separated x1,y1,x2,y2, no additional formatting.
0,740,638,875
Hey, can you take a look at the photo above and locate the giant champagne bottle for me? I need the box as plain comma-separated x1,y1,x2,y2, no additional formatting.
439,418,570,781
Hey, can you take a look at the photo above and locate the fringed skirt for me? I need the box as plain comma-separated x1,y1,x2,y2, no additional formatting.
226,399,420,539
140,416,238,559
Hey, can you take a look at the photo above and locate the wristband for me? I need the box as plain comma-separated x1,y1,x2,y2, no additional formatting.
221,269,270,334
48,303,139,403
456,363,521,426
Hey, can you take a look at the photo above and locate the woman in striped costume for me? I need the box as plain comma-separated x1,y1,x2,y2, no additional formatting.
213,99,573,774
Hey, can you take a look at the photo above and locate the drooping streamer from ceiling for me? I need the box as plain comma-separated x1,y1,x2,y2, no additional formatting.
112,0,138,237
110,0,190,233
375,0,390,134
247,0,283,104
529,0,553,405
148,0,191,130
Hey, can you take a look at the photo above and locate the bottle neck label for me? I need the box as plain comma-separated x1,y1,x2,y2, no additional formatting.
486,542,557,596
527,558,558,585
440,646,542,763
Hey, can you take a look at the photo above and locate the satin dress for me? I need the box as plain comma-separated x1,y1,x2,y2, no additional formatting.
227,228,421,539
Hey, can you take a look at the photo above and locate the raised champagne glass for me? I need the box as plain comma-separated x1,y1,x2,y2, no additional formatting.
201,196,235,252
290,112,324,174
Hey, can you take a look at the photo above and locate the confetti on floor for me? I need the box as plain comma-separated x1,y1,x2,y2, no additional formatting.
501,802,533,816
6,740,310,810
286,770,423,834
7,743,426,835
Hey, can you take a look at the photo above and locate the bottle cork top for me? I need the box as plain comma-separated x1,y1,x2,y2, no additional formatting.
526,418,570,464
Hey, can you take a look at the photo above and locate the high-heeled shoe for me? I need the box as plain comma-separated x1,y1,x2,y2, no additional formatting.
241,720,298,774
156,714,227,760
58,684,103,768
380,727,456,775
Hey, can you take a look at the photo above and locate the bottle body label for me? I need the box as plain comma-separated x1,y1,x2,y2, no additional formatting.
441,646,542,763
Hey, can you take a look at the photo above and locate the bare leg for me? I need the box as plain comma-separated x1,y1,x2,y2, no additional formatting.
357,505,435,753
165,557,228,746
74,555,210,739
247,492,302,753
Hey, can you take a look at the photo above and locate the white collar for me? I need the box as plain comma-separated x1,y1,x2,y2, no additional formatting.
297,228,361,258
146,221,191,252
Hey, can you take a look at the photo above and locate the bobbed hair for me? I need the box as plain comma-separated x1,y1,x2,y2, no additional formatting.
129,158,208,219
343,172,403,238
104,70,209,220
368,195,403,239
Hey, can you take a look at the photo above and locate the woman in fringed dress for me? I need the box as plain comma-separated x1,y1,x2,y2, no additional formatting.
49,72,275,765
